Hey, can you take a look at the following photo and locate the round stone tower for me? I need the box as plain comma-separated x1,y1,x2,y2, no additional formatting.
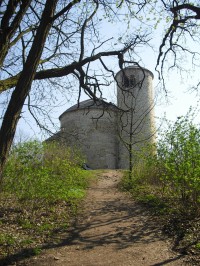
115,66,155,169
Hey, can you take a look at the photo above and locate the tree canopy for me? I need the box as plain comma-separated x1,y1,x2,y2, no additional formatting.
0,0,200,176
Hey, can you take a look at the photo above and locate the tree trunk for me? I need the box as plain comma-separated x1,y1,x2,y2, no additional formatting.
0,0,31,68
129,143,133,179
0,0,58,181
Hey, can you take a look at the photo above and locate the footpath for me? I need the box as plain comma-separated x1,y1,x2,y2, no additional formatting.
26,170,188,266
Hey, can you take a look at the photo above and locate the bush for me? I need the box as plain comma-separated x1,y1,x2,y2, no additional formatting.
2,141,90,204
122,108,200,210
156,111,200,206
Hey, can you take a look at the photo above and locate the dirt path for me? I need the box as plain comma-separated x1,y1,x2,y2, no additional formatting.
27,170,189,266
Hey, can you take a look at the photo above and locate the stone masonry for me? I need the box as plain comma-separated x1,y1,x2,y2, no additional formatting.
48,66,155,169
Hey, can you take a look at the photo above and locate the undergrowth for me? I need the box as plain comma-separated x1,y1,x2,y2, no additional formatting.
121,110,200,258
0,141,94,264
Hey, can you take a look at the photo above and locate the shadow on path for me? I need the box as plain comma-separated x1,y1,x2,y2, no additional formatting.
0,172,187,266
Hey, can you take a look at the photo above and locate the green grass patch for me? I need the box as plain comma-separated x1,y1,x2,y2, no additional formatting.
0,140,95,263
121,171,170,215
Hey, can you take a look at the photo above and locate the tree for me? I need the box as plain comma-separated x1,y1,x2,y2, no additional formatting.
0,0,150,179
115,0,200,173
1,0,200,180
116,67,156,174
0,0,59,178
156,1,200,88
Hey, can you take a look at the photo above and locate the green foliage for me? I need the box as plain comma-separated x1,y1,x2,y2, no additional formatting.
121,165,169,215
31,247,42,256
3,141,89,204
0,233,16,246
0,140,94,260
121,109,200,255
20,238,34,246
156,110,200,206
122,108,200,211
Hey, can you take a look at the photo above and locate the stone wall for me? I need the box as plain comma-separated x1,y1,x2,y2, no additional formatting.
48,66,156,170
59,107,118,169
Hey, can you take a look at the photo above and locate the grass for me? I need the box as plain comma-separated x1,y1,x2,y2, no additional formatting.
121,174,170,215
121,169,200,260
0,141,95,264
0,174,94,264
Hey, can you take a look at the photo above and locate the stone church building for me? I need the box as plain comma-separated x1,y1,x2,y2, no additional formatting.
48,66,155,169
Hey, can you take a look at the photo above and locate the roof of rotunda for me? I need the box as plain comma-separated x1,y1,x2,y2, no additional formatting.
59,99,117,120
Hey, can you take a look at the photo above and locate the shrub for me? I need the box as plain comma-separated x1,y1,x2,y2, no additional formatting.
122,108,200,210
156,111,200,206
2,141,90,204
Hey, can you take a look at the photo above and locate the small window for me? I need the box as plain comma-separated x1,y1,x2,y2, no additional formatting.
122,74,136,88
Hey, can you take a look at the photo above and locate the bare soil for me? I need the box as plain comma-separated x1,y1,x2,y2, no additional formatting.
22,170,190,266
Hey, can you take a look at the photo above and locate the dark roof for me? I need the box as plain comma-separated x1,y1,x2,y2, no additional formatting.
59,99,117,120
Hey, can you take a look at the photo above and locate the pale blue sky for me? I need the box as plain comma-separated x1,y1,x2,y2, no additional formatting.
14,3,200,141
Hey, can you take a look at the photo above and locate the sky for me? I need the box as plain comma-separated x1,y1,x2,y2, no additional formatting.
15,59,200,142
13,3,200,142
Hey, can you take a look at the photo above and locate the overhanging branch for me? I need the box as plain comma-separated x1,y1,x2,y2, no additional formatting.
0,45,133,93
